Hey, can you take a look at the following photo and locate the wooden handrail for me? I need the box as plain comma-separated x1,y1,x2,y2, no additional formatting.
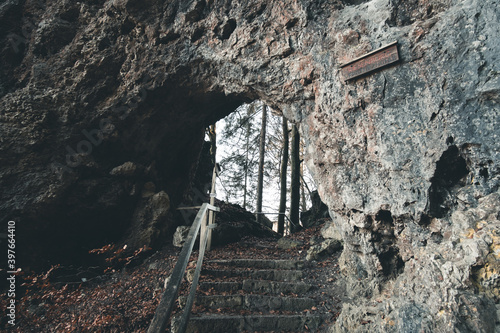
176,206,203,210
147,203,219,333
176,215,210,333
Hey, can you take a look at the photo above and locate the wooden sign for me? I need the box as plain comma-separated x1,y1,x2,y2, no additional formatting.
340,41,399,81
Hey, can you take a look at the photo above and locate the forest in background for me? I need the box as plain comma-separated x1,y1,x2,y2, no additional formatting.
214,101,317,234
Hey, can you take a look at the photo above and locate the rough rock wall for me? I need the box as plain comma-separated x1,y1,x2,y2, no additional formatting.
0,0,499,331
305,1,500,331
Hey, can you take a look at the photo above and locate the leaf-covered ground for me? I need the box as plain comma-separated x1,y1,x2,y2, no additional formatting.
1,221,343,332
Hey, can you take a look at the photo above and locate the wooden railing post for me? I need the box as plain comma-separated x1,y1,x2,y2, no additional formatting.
148,203,219,333
207,163,218,251
200,210,207,254
177,213,210,333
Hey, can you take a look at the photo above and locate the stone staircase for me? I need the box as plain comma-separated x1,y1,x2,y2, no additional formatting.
172,259,323,332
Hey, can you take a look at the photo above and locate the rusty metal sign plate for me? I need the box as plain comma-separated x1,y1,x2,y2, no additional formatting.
340,41,399,81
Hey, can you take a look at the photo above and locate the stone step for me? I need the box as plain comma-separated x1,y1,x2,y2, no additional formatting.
242,279,313,294
202,269,303,281
177,258,321,332
180,294,316,312
208,259,306,270
199,280,313,295
199,281,243,293
172,314,322,333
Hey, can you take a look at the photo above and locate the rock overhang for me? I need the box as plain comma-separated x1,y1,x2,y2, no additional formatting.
0,0,499,331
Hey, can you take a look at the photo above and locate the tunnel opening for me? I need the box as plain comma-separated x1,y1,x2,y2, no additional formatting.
212,100,317,235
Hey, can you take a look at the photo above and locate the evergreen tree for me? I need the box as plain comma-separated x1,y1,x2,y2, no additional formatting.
217,102,261,211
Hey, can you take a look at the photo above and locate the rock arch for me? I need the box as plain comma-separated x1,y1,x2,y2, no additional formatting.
1,0,499,331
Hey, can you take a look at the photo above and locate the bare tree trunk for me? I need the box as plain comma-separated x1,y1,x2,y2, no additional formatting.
207,124,217,196
207,123,217,251
290,124,301,233
300,145,307,212
255,104,267,224
277,117,289,236
243,106,251,209
300,173,312,199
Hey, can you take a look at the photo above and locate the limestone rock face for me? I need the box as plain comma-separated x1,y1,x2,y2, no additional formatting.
109,161,139,177
173,225,190,248
321,220,343,242
300,190,330,228
0,0,499,331
306,238,343,261
123,190,171,249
